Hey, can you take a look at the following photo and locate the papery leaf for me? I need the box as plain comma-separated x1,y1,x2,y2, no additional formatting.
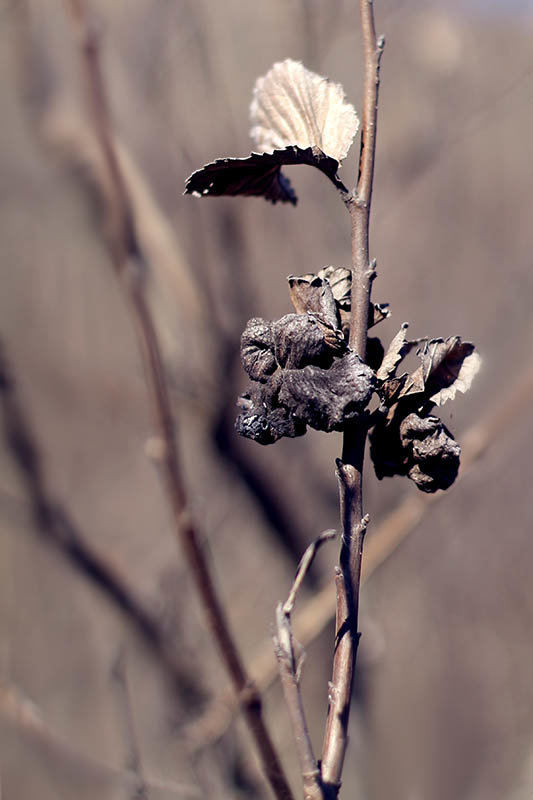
278,353,374,433
380,373,409,405
319,265,390,325
427,340,481,405
287,274,339,327
250,60,359,163
376,323,411,381
317,266,352,309
369,303,391,327
398,337,481,406
289,266,390,330
184,146,347,205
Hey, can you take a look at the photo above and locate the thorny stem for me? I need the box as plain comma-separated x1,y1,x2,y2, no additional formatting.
64,3,294,799
321,1,384,794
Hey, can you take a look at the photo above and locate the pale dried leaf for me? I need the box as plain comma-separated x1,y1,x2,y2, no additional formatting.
318,266,351,309
250,60,359,163
396,337,481,405
376,323,410,381
429,343,482,406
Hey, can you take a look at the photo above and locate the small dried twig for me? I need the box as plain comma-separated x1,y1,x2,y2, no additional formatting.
274,603,321,800
63,3,293,799
321,2,384,791
274,531,336,800
284,530,337,616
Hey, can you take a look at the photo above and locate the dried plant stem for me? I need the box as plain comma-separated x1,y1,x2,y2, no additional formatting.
64,3,293,799
274,531,337,800
321,1,384,793
275,604,322,800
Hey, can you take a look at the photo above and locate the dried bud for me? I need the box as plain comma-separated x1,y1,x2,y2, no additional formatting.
400,413,460,492
370,410,461,493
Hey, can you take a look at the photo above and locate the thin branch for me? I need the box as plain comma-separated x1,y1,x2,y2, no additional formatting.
62,4,293,799
274,604,322,800
111,650,149,800
0,341,199,703
346,7,384,359
274,531,336,800
0,677,202,799
321,2,384,793
284,530,337,615
320,461,369,793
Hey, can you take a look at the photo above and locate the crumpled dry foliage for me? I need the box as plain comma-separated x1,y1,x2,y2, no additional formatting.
185,60,358,203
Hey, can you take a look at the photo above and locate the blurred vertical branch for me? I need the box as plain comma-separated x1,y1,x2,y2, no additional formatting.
61,2,294,798
111,650,148,800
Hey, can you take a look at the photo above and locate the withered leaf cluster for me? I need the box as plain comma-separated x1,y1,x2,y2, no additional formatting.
236,311,374,445
184,60,358,204
370,331,480,491
184,58,480,494
236,267,480,493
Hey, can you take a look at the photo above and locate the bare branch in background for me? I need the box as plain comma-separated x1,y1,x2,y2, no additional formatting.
0,677,202,799
0,341,200,704
111,651,149,800
62,2,294,798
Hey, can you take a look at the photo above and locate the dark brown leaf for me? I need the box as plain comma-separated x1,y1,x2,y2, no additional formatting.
369,302,391,327
184,146,347,205
272,313,340,369
370,410,461,492
278,353,374,432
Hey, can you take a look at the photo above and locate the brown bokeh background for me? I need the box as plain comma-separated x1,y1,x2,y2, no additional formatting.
1,1,533,798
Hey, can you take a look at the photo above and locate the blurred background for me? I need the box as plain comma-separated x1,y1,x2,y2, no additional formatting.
1,1,533,798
